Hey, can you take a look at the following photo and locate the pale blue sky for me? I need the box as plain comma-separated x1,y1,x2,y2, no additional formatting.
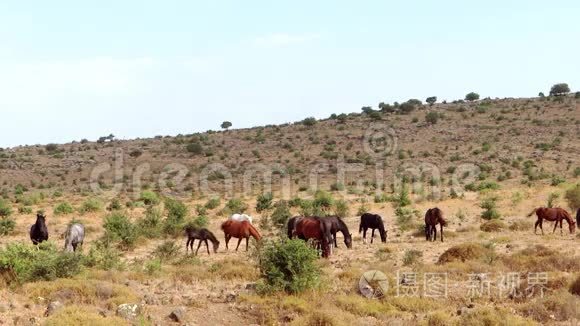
1,1,579,148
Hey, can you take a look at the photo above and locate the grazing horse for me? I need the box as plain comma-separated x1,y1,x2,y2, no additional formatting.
229,213,253,224
359,213,387,244
576,208,580,229
30,213,49,245
184,226,220,255
294,217,333,258
221,220,261,251
528,207,576,235
326,216,352,249
63,223,84,252
425,208,447,242
287,216,304,239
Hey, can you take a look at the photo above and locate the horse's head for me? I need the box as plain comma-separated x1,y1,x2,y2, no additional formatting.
345,233,353,249
570,220,576,234
36,212,46,223
212,240,220,253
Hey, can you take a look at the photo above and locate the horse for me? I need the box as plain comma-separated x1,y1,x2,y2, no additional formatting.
294,217,333,258
184,225,220,255
221,220,261,251
287,216,304,239
63,223,84,252
326,215,352,249
527,207,576,235
359,213,387,244
229,213,253,224
576,208,580,229
30,212,49,245
425,208,447,242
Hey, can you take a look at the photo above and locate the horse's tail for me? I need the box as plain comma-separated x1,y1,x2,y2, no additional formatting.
248,224,262,241
527,208,538,217
287,217,295,239
359,216,363,234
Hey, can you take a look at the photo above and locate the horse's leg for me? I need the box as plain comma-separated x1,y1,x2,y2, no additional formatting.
333,231,338,248
225,235,230,250
205,239,210,255
246,237,249,251
235,237,242,251
362,228,367,244
534,220,538,235
552,220,558,234
371,229,375,244
560,219,563,235
432,226,437,242
440,224,444,242
540,219,544,235
425,225,430,241
186,238,190,255
195,240,203,255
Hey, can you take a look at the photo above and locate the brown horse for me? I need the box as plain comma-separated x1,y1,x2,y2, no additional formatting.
576,208,580,228
221,220,262,251
527,207,576,235
424,208,447,242
294,217,333,258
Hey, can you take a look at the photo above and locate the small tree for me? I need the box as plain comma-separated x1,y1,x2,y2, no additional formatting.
549,83,570,96
575,91,580,99
186,142,203,155
361,106,374,114
302,117,317,126
399,102,416,114
426,96,437,106
221,121,232,130
538,92,545,98
564,184,580,211
480,197,500,220
270,200,292,230
465,92,480,102
256,193,274,213
0,199,13,217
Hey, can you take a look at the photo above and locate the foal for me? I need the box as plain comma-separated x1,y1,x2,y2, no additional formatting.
185,226,220,255
425,208,447,242
64,223,85,252
30,213,49,245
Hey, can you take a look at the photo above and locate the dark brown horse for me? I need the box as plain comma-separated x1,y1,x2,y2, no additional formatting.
576,208,580,229
359,213,387,244
185,226,220,255
287,216,304,239
425,208,447,242
30,212,49,245
294,217,333,258
326,216,352,249
221,220,262,251
528,207,576,235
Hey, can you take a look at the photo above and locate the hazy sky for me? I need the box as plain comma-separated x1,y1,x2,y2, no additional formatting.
1,1,579,148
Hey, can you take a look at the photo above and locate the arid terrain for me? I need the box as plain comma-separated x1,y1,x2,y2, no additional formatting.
0,95,579,325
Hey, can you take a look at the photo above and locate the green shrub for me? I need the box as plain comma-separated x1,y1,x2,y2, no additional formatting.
107,198,123,211
256,193,273,213
403,249,423,266
564,184,580,211
270,200,292,230
480,197,501,220
222,198,248,215
0,199,13,217
204,197,221,210
18,206,33,214
395,185,411,207
395,207,415,231
334,199,349,218
188,215,209,229
54,202,74,215
302,117,317,126
84,239,123,270
103,212,139,249
425,111,440,124
330,182,345,192
139,190,160,206
162,198,188,237
137,206,163,238
313,190,334,213
0,242,83,284
257,239,320,294
0,216,16,236
152,241,180,263
79,198,103,214
186,142,203,154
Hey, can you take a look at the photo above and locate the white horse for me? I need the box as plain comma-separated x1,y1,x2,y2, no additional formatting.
229,213,253,224
64,223,85,252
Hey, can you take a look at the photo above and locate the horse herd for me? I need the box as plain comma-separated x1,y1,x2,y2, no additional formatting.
23,206,579,258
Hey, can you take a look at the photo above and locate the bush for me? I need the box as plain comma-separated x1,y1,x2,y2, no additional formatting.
79,198,103,214
163,198,189,236
0,216,16,236
425,111,440,124
103,212,139,249
0,242,84,284
313,190,334,213
257,239,320,294
84,239,123,270
480,220,506,232
302,117,317,126
186,142,204,154
403,249,423,266
188,215,209,229
480,197,500,220
205,197,221,210
256,193,273,213
18,206,33,214
54,202,74,215
270,200,292,230
0,198,13,217
107,198,123,211
395,185,411,207
334,199,349,218
222,198,248,215
395,207,415,231
137,206,163,238
426,96,437,106
152,241,180,263
139,190,160,206
564,184,580,211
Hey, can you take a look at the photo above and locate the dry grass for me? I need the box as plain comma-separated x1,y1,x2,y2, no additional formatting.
501,245,580,272
480,220,506,232
509,220,533,231
44,306,130,326
458,306,537,326
437,243,492,264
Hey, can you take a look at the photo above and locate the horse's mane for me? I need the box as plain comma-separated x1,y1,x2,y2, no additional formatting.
221,220,232,230
205,229,219,244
